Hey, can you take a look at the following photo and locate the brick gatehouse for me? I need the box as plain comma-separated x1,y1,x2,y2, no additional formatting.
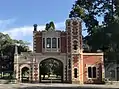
14,18,105,84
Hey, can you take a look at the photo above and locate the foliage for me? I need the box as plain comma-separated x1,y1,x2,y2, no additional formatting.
69,0,119,63
0,32,30,77
45,21,55,31
40,59,63,79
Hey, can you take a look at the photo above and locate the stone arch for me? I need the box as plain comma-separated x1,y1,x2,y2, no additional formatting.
73,39,78,43
20,64,31,82
39,56,65,64
39,57,64,83
20,64,30,70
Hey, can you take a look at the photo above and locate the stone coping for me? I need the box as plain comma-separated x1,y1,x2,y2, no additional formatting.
83,53,103,56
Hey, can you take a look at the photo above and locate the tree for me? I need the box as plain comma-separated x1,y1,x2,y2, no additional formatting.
69,0,119,63
40,59,63,79
69,0,101,35
49,21,55,30
0,32,30,78
45,21,55,31
45,23,50,31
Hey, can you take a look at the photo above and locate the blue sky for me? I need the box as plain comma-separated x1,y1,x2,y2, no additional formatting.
0,0,75,27
0,0,88,50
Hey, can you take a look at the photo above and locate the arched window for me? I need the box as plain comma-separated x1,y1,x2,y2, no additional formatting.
46,38,51,48
52,38,57,48
73,41,78,50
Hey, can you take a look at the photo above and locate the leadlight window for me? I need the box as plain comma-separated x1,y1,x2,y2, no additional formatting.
46,38,51,48
52,38,57,48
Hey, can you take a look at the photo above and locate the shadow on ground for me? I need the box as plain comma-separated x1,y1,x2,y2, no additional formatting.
17,86,119,89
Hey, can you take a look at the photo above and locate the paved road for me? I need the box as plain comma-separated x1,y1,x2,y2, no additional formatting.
0,84,118,89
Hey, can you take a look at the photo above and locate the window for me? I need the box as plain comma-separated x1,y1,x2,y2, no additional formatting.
88,66,96,78
88,67,92,78
43,38,45,48
67,21,70,26
58,38,60,48
74,68,77,78
46,38,51,48
52,38,57,48
73,41,78,50
93,67,96,78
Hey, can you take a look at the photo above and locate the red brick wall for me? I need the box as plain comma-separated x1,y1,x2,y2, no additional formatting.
60,32,67,53
35,32,42,53
83,54,103,84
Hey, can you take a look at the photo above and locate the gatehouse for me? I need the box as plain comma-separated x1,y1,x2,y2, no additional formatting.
14,18,104,84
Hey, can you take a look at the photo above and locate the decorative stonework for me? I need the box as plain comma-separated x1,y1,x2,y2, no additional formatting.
34,63,38,81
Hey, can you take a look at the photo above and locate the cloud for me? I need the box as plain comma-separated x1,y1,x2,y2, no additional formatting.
0,18,16,31
2,20,87,51
3,22,65,39
3,25,44,39
2,22,65,51
55,22,65,29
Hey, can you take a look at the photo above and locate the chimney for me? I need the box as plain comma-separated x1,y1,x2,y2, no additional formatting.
33,24,37,31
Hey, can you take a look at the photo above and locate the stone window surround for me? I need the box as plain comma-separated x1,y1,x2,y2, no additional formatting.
87,65,97,79
42,37,60,52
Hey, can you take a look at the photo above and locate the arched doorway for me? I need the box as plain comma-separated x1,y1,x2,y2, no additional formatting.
21,67,30,83
39,58,63,83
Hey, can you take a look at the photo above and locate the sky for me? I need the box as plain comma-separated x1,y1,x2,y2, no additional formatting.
0,0,88,51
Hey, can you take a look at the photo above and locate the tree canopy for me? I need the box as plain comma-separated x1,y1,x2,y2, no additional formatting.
0,32,30,78
45,21,55,31
69,0,119,63
0,32,30,56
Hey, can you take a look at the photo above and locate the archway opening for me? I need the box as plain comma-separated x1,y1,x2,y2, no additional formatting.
21,67,29,83
39,58,63,83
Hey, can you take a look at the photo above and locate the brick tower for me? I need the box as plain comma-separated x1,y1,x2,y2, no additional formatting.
66,18,83,84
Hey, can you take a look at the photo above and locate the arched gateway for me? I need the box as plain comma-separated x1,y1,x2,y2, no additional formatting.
39,58,63,83
14,18,104,84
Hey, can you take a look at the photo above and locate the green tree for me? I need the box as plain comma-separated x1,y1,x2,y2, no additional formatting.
69,0,101,35
0,32,30,78
40,62,49,79
40,59,63,79
45,23,50,31
45,21,55,31
69,0,119,63
49,21,55,30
